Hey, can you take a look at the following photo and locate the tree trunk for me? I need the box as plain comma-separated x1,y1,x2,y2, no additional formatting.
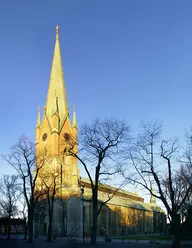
28,219,33,243
7,216,11,240
91,224,97,245
91,190,98,245
24,226,28,240
24,220,28,240
62,202,66,236
28,208,34,243
47,202,54,242
47,214,53,242
171,214,180,248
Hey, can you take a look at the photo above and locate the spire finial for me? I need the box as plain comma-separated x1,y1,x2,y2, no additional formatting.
44,106,47,115
36,106,41,128
72,105,77,128
56,25,59,39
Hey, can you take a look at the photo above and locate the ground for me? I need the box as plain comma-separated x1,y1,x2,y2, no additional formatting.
0,238,192,248
113,236,171,240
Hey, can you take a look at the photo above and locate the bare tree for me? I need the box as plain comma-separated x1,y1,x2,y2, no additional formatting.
177,129,192,222
19,198,28,240
125,122,192,248
64,118,130,245
40,169,60,242
3,136,46,242
0,175,20,240
58,195,70,236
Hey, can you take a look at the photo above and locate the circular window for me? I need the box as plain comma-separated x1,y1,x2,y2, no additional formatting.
42,133,48,142
63,132,70,141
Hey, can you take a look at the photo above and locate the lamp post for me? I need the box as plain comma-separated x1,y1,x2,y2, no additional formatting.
160,219,162,236
60,164,63,186
81,184,85,244
140,213,143,234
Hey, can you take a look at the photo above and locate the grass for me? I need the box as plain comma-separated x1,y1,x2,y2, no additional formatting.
113,235,172,240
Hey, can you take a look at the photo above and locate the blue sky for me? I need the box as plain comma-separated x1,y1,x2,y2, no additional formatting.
0,1,192,179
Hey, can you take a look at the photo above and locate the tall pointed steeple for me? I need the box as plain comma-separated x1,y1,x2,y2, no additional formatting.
72,105,77,128
36,106,41,128
45,25,68,122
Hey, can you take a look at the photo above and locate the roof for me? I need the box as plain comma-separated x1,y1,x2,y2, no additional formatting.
83,193,164,213
81,177,164,213
81,177,143,200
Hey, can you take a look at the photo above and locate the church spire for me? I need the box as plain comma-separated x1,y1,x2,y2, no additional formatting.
72,105,77,128
45,25,68,122
36,106,41,128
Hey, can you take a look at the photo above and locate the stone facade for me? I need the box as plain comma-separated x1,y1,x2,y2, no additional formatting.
34,26,166,237
80,178,166,236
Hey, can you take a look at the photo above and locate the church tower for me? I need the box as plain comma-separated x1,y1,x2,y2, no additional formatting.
36,26,79,190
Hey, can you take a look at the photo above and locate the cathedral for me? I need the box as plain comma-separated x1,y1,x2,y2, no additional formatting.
34,26,166,237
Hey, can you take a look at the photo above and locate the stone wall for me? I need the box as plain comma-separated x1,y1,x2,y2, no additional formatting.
34,193,166,237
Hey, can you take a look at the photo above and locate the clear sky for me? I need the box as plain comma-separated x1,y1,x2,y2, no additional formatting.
0,1,192,181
